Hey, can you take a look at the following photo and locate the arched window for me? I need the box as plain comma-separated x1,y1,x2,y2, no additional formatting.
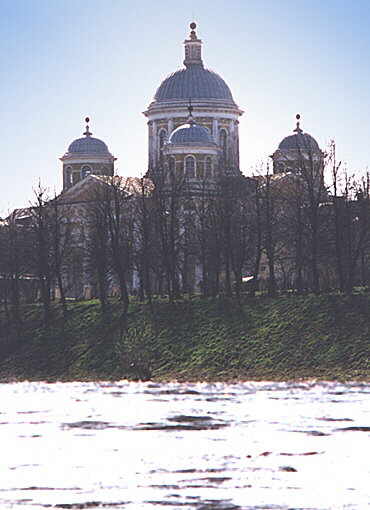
185,156,195,178
205,157,213,178
81,165,91,178
72,171,81,186
220,129,228,163
159,129,167,163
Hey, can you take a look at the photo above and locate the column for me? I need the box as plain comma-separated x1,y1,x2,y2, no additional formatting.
152,120,157,168
212,118,219,144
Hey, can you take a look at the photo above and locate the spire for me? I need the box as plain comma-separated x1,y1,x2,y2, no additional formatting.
293,113,303,134
183,22,203,68
83,116,92,137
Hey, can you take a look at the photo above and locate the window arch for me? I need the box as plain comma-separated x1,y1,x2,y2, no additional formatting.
205,157,213,178
220,129,228,163
185,156,195,178
81,165,92,178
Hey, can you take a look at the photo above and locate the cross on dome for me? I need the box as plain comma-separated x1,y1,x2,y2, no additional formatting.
293,114,303,134
187,98,195,125
83,116,92,137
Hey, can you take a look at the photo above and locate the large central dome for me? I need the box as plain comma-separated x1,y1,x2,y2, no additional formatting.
154,66,235,103
149,23,237,107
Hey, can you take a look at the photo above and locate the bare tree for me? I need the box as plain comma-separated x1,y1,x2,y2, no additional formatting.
133,176,156,305
260,166,283,296
87,187,110,316
105,177,134,327
333,171,370,294
49,194,71,318
30,184,53,324
152,167,184,302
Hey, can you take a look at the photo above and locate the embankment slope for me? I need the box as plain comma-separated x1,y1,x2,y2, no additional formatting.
0,294,369,381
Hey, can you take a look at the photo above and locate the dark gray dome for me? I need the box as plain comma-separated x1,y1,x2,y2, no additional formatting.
154,66,235,103
68,136,110,154
169,123,215,146
279,133,320,152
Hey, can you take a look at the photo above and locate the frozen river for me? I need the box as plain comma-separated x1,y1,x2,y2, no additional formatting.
0,380,369,509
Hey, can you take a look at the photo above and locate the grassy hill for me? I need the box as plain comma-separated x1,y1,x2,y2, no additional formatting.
0,294,369,381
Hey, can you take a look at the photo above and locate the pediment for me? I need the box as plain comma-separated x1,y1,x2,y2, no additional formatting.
56,175,106,204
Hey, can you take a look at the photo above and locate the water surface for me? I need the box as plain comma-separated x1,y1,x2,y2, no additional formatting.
1,380,369,509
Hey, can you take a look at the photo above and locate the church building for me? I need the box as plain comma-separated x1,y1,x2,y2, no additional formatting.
60,23,323,193
35,23,326,298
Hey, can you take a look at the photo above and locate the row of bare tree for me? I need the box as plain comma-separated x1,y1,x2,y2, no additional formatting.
1,144,370,332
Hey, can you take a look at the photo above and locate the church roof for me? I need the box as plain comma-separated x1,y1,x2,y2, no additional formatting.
154,66,235,104
68,136,110,155
150,23,237,107
64,118,113,157
56,175,154,204
278,115,320,152
278,133,320,152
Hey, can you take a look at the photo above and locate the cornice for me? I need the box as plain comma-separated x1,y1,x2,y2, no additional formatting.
60,154,116,163
144,100,243,118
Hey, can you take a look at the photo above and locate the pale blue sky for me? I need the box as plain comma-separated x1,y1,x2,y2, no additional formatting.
1,0,370,214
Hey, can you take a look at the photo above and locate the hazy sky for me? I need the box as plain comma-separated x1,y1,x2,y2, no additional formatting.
1,0,370,215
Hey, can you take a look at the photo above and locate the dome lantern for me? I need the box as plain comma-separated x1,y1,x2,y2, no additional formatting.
184,22,203,68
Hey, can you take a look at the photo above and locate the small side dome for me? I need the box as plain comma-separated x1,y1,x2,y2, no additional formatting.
169,123,215,146
278,133,320,152
278,114,320,152
68,136,110,154
65,117,112,156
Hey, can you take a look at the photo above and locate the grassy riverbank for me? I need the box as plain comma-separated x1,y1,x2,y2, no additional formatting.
0,294,369,382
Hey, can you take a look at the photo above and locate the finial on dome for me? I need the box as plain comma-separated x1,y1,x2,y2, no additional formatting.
83,116,92,137
189,22,197,39
187,98,195,125
293,113,303,134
